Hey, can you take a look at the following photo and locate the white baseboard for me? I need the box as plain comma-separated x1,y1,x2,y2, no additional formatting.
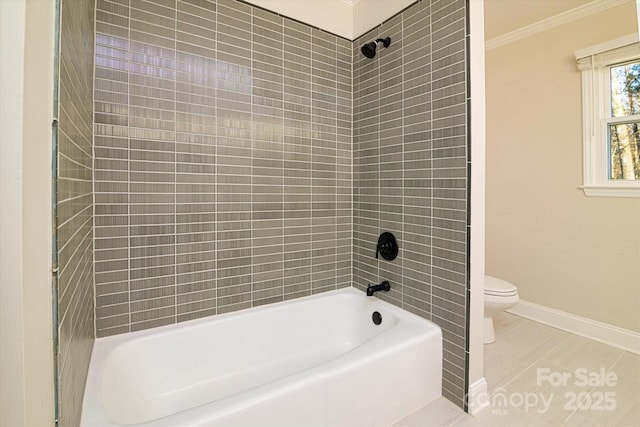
466,377,489,416
507,300,640,355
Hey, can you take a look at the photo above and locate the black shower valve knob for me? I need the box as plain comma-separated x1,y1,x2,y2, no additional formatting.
375,232,398,261
376,242,392,256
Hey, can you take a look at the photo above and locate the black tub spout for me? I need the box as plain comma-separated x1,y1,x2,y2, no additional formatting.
366,281,391,297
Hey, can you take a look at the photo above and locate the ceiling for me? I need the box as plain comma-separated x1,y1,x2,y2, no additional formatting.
243,0,610,42
484,0,593,40
242,0,415,40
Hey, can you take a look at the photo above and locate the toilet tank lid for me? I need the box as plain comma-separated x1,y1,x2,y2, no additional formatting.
484,275,517,293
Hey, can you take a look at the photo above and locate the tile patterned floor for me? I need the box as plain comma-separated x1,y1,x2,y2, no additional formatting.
394,312,640,426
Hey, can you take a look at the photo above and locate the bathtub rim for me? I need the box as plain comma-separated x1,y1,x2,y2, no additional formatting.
91,287,436,348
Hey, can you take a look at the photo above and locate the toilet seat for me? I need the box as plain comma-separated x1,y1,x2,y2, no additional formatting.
485,288,518,297
484,275,518,297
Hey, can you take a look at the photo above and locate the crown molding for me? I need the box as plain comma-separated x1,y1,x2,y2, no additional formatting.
574,32,639,60
485,0,631,51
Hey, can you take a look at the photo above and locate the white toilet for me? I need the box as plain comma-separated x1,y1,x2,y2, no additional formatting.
484,275,519,344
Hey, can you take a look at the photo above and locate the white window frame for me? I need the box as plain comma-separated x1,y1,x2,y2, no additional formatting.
576,33,640,197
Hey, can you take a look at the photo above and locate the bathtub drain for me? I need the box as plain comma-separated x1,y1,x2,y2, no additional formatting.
372,311,382,325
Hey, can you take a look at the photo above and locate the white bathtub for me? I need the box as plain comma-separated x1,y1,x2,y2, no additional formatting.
81,287,442,426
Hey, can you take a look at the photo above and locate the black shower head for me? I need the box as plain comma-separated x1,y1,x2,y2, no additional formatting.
361,42,377,58
361,37,391,59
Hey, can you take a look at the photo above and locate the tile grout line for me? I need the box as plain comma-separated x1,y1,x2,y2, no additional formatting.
127,0,132,334
173,0,177,326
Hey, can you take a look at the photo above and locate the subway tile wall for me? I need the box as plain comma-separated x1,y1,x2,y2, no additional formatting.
94,0,352,336
353,0,470,408
57,0,96,425
93,0,470,411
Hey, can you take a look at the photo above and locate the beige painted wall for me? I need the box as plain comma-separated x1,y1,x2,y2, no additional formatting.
486,2,640,333
0,0,56,425
1,0,28,421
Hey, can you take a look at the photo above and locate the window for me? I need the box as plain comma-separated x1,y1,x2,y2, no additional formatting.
576,34,640,197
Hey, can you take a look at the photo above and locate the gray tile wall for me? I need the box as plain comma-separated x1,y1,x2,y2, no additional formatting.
353,0,470,409
56,0,96,425
92,0,470,411
93,0,352,336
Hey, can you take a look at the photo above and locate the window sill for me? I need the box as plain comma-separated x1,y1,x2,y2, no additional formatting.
581,185,640,198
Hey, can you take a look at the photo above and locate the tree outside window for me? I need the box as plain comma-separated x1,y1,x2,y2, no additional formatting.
609,61,640,180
